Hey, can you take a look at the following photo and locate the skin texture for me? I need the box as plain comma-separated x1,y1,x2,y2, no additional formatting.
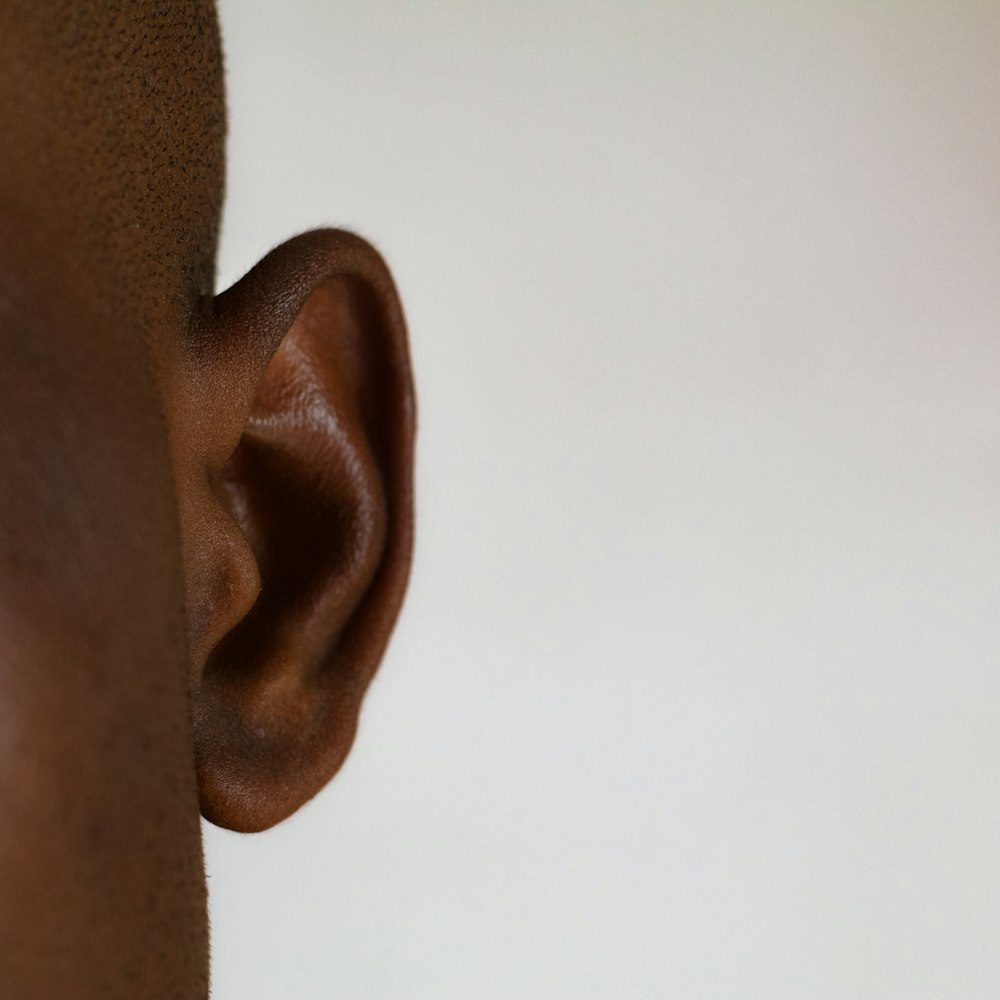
0,2,414,997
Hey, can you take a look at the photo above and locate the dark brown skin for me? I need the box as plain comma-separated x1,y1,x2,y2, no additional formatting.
0,2,414,996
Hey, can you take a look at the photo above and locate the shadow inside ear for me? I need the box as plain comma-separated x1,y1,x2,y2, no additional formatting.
191,234,414,833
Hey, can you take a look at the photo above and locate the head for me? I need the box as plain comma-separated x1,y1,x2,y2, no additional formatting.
0,1,413,992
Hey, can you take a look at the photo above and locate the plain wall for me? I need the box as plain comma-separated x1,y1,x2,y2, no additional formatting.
206,3,1000,997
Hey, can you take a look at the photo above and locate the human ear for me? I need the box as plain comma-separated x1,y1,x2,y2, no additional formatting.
167,229,414,833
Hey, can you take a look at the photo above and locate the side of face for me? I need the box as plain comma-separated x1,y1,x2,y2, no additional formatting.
1,4,415,994
0,0,414,914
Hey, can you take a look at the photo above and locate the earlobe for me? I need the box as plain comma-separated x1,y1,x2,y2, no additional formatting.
178,229,414,833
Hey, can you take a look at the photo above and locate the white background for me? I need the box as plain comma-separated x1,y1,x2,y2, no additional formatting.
206,3,1000,997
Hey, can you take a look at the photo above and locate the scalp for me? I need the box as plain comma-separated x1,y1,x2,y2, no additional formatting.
0,1,226,312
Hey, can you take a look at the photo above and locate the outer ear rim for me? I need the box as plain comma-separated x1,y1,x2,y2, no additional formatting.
204,229,411,389
190,229,415,834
